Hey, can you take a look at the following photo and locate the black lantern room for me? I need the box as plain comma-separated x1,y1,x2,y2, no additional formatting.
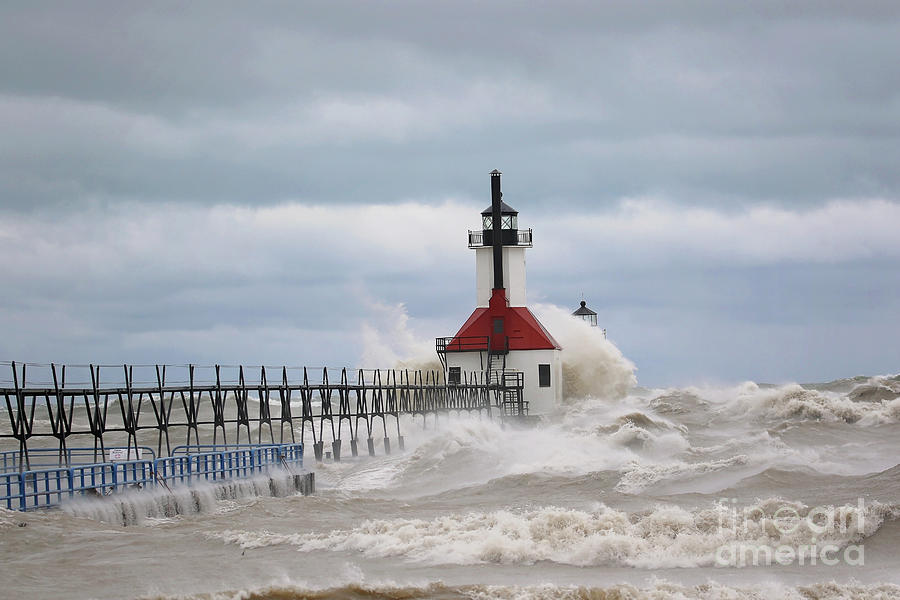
466,170,533,249
481,196,518,246
572,300,598,327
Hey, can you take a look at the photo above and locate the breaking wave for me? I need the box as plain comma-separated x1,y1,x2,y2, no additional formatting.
325,397,699,499
615,455,751,494
684,379,900,425
211,499,897,568
323,377,898,501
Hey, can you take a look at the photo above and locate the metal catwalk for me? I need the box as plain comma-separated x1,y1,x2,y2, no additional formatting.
0,361,518,468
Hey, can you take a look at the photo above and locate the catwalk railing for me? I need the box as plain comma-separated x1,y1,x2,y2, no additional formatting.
0,362,507,470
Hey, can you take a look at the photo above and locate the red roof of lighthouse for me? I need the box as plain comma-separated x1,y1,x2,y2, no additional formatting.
449,289,561,351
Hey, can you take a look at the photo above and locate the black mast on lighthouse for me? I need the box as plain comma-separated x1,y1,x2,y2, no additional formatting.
490,169,504,291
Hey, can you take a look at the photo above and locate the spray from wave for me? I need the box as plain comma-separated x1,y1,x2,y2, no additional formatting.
533,303,637,401
358,298,444,372
61,472,308,526
357,298,638,401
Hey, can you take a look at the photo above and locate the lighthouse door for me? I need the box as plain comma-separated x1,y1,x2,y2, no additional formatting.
491,317,506,351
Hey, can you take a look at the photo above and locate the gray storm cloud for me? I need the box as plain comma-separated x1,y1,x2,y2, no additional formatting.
1,2,898,208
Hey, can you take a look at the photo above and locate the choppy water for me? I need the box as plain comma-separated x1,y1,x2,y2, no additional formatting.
2,313,900,599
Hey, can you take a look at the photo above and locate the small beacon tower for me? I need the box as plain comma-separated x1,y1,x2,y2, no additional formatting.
572,299,606,338
437,170,563,416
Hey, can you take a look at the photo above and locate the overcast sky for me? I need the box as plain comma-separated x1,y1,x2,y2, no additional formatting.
1,2,898,386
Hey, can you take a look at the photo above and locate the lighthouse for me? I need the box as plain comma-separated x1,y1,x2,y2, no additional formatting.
436,170,563,416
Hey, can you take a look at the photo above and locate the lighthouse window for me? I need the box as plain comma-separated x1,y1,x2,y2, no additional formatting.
493,318,504,334
538,364,551,387
483,216,492,229
501,215,517,229
448,366,461,385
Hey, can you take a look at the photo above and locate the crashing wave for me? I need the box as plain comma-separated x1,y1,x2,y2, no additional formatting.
532,303,637,401
615,455,751,493
211,498,897,569
848,375,900,403
688,381,900,424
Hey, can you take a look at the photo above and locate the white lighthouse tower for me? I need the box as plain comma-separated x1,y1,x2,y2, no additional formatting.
437,170,563,416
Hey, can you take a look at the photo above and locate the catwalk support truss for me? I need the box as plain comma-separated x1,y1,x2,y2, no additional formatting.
1,361,520,468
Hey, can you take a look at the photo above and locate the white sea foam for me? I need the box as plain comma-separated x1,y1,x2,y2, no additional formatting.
0,507,22,528
467,581,900,600
211,498,896,569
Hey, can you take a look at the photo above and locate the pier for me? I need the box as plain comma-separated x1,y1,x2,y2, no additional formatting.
0,360,522,510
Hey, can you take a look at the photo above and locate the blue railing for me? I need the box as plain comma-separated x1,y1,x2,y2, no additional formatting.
0,443,303,511
0,447,156,474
